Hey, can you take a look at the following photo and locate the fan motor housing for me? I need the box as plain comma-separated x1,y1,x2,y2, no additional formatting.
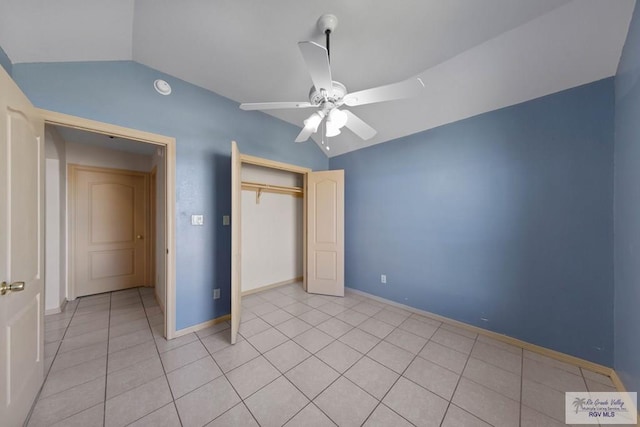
309,81,347,109
317,14,338,34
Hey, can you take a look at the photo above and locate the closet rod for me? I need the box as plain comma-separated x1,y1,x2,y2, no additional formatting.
241,181,303,203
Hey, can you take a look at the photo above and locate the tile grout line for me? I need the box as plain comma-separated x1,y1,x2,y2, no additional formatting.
24,299,81,426
33,299,113,422
44,300,80,376
519,346,524,427
127,287,184,427
41,284,605,427
579,362,592,392
36,290,189,427
248,287,452,426
195,291,326,424
437,332,478,427
303,301,441,425
40,302,113,419
175,286,560,426
455,335,529,425
102,292,112,427
194,330,262,426
360,324,439,427
230,300,347,425
213,286,526,426
247,294,365,426
50,289,163,427
213,288,367,425
372,322,501,425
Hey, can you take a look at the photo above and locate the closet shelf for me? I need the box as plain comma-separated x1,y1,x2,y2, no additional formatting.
241,181,303,203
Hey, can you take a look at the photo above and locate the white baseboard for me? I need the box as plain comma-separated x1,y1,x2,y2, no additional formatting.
241,277,303,297
154,286,165,314
45,299,68,315
173,314,231,338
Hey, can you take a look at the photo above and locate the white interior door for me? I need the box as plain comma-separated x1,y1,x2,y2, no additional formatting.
230,141,242,344
0,68,45,426
306,170,344,296
71,166,149,297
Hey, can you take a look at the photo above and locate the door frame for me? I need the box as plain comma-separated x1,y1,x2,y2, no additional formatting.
38,109,178,339
150,166,157,289
231,142,314,343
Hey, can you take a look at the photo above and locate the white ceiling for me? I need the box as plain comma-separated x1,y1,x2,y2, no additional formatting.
1,0,635,157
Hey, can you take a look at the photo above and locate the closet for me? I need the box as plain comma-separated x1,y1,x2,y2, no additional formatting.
230,141,344,344
240,162,305,294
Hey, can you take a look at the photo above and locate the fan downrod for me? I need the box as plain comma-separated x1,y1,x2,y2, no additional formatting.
318,14,337,62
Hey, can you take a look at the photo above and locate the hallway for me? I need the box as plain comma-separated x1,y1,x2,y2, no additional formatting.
31,287,168,426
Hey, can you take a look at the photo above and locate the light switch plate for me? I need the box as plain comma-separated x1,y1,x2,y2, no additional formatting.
191,214,204,226
213,289,220,299
222,215,230,226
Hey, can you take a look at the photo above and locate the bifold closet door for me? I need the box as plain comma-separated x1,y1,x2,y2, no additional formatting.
230,141,242,344
306,170,345,297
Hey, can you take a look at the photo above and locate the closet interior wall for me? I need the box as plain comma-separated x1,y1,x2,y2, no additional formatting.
240,163,304,294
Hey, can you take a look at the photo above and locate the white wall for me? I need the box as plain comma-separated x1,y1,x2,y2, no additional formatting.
44,126,67,313
241,165,303,292
151,147,166,311
66,141,152,172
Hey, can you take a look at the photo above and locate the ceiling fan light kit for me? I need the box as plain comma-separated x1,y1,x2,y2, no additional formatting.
239,13,425,147
325,124,341,138
303,111,325,133
328,108,347,129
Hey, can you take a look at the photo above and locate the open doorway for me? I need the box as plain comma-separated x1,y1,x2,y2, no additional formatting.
40,110,176,339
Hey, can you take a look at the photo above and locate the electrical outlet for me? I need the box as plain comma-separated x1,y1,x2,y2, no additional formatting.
213,289,220,299
222,215,230,226
381,274,387,284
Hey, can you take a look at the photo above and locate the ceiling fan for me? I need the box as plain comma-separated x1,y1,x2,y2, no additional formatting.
240,14,425,145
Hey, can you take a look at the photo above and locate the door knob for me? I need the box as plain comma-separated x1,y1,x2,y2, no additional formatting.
136,235,144,240
1,281,25,295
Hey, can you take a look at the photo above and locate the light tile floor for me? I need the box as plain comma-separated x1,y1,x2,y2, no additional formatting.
29,284,618,427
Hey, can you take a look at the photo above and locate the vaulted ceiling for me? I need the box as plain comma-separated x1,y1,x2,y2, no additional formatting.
1,0,635,156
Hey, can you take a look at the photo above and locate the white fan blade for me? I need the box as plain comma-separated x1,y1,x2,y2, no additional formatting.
240,101,313,111
343,110,377,140
343,77,425,107
295,126,315,143
298,41,333,94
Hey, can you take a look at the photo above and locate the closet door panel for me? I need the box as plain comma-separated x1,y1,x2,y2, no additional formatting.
307,170,344,296
230,141,242,344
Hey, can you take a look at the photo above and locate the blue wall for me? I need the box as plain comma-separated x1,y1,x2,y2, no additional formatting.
331,79,615,366
614,2,640,394
0,45,12,76
12,61,328,330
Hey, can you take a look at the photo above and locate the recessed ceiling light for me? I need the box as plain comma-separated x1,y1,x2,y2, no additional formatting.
154,79,172,95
